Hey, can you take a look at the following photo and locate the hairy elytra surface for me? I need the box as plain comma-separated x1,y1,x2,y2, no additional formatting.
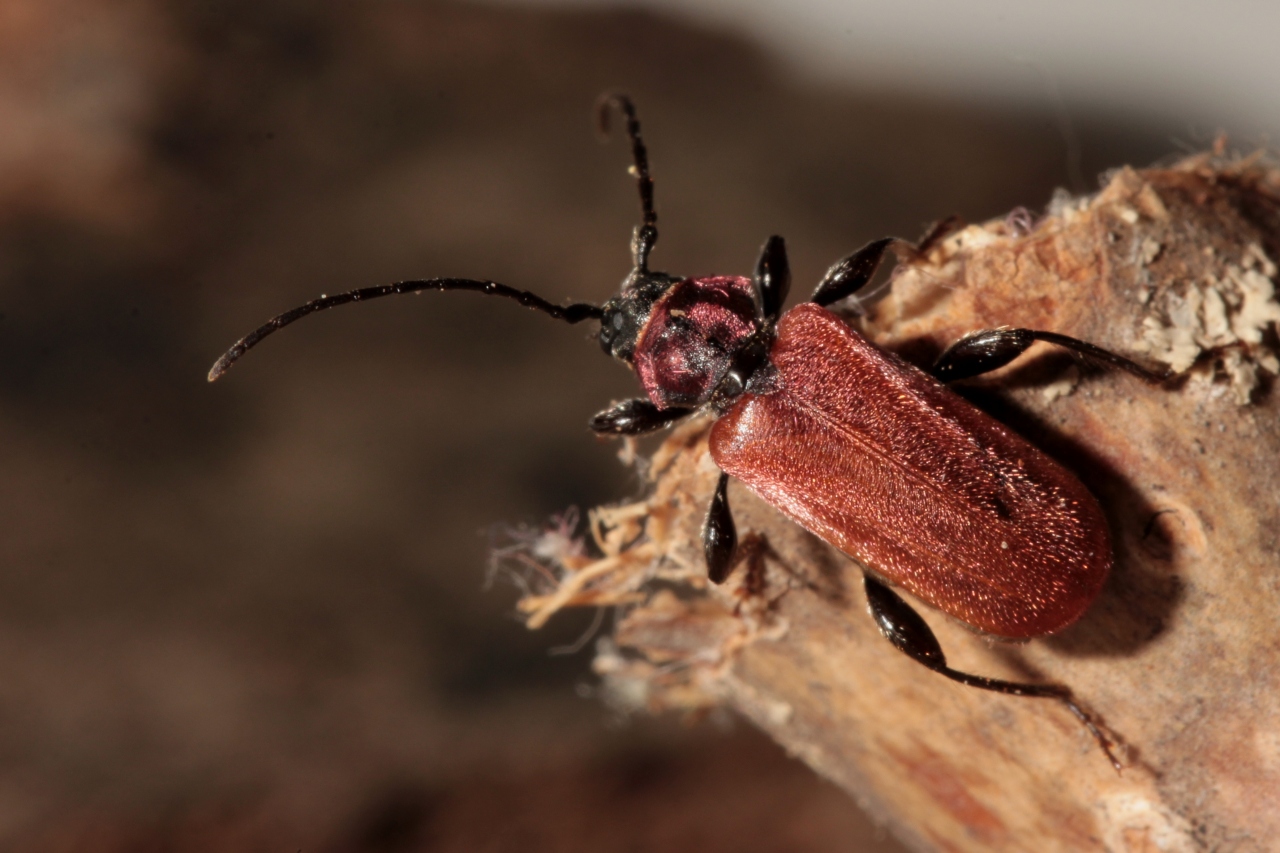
710,303,1112,638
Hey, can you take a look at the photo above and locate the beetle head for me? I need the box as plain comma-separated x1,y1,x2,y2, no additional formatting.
597,271,680,363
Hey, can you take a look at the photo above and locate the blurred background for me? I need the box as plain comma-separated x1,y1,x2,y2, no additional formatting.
0,1,1273,849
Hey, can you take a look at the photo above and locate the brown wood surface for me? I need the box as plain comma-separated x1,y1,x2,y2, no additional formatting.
519,154,1280,853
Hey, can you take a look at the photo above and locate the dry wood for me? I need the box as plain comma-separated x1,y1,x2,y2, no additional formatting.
517,153,1280,853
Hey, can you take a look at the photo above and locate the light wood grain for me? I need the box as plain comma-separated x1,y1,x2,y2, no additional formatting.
521,154,1280,853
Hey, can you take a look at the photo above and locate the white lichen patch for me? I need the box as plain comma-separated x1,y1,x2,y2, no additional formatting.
1049,186,1091,221
945,223,1004,254
1221,350,1259,405
1134,242,1280,403
1231,243,1280,344
1041,364,1080,402
1096,793,1198,853
1139,237,1163,265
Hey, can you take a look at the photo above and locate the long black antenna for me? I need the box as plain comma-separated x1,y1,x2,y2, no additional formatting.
597,93,658,273
208,279,603,381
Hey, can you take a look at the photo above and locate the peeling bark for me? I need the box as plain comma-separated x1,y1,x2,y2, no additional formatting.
517,154,1280,853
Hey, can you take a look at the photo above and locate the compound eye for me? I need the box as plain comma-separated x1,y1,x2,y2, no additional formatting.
598,307,622,354
597,296,646,362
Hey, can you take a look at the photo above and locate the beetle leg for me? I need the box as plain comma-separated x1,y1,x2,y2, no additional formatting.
703,472,738,584
753,235,792,324
730,532,771,615
863,574,1123,772
931,328,1170,384
809,237,898,307
913,214,965,256
809,218,964,309
589,399,692,436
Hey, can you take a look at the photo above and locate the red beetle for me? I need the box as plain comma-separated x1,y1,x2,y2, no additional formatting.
210,95,1164,770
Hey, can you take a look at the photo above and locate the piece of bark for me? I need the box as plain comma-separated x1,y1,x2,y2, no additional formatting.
516,154,1280,853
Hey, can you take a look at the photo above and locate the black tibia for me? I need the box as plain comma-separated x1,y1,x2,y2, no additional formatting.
863,574,1123,772
588,399,692,436
597,93,658,273
810,237,897,307
864,574,945,668
913,214,965,257
753,235,791,324
733,534,770,599
930,327,1171,384
703,472,738,584
207,279,603,381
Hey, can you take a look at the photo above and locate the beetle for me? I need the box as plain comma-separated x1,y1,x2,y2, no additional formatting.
210,95,1166,771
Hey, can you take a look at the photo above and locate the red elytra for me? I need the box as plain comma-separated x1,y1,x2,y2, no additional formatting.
208,95,1158,769
708,301,1111,638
